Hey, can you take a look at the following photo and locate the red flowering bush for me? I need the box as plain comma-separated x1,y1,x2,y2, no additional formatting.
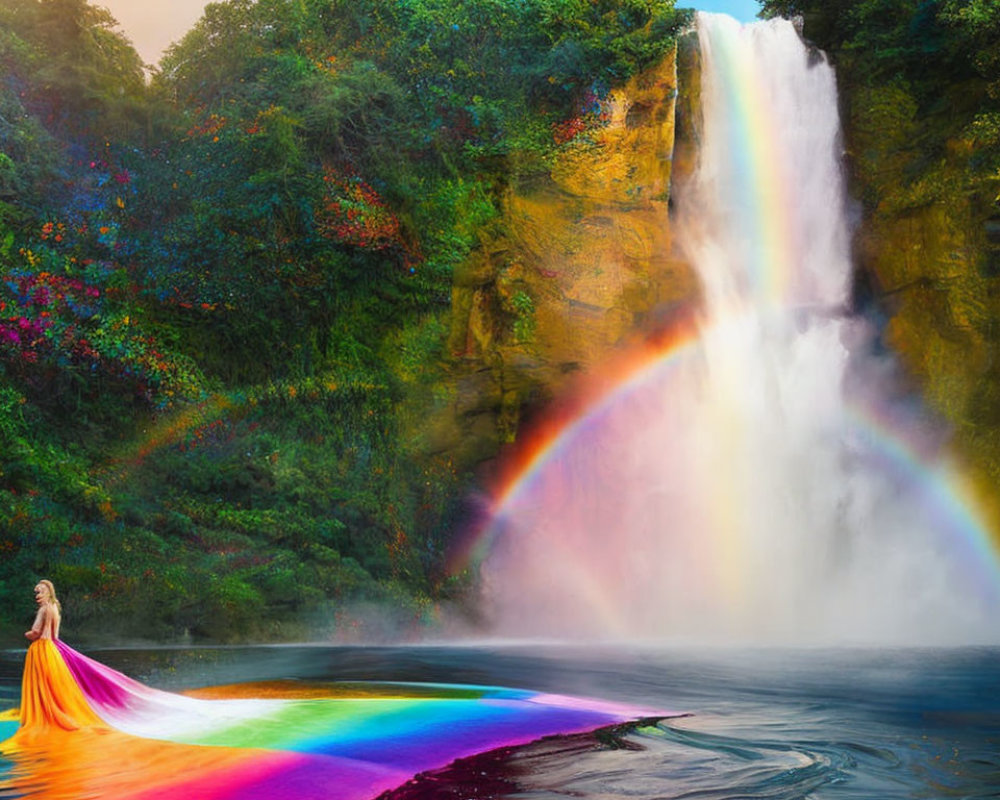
1,260,202,408
317,167,406,253
552,85,612,145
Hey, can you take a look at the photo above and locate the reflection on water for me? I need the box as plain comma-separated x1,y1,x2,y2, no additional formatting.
2,644,998,799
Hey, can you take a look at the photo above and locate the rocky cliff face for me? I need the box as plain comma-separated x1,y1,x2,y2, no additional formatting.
846,82,1000,521
440,46,697,466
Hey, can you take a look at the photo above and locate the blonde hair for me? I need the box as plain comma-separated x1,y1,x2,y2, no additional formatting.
37,579,61,612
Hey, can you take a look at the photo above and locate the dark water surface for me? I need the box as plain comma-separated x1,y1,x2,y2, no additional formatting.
2,643,998,798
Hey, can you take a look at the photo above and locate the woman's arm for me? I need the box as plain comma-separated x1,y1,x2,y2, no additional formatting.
24,606,46,640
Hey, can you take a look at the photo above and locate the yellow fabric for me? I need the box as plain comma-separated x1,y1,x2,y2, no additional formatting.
17,639,102,734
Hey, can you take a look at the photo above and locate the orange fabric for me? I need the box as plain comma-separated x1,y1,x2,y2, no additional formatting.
16,639,103,736
1,727,299,800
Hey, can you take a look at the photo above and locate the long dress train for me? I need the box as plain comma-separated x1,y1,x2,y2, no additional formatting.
0,639,674,799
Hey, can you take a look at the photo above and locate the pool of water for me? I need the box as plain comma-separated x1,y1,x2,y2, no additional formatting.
2,643,998,798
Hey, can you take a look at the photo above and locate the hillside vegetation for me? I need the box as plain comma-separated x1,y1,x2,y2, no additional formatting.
0,0,687,641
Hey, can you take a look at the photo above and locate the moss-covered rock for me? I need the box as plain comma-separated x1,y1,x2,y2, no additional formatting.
441,47,697,461
840,62,1000,535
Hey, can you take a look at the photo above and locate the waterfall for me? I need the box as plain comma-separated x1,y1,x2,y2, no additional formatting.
683,13,851,313
476,14,999,645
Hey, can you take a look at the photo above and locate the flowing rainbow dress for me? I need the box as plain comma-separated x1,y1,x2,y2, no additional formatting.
0,639,669,799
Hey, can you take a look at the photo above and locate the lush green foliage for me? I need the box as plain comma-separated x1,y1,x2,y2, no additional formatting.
0,0,685,641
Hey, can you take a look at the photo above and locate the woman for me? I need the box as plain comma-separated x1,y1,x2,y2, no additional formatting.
16,579,103,736
25,579,60,642
9,581,269,743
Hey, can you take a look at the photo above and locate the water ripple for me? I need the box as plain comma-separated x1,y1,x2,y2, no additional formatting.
3,644,998,800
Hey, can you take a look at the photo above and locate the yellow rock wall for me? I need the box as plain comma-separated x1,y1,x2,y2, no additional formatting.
443,46,697,461
851,118,1000,527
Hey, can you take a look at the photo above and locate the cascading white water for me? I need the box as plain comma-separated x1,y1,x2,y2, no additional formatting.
478,14,999,645
686,13,850,312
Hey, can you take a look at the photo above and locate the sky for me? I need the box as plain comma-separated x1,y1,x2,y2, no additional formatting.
688,0,762,22
100,0,764,67
100,0,209,67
